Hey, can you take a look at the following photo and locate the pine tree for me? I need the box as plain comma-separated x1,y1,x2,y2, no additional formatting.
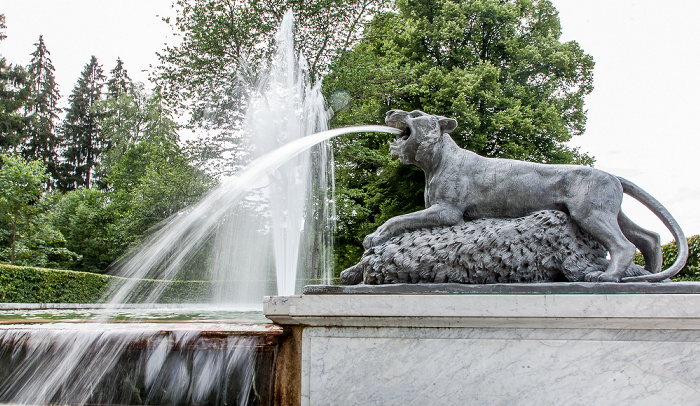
0,14,31,152
59,56,105,190
24,35,61,188
107,57,132,99
0,13,6,42
89,58,136,189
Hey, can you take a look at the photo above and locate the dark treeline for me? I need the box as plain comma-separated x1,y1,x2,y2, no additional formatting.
0,14,214,272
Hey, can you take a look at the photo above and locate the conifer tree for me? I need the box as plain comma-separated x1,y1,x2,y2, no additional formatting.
90,58,136,188
59,56,105,190
107,57,132,99
0,14,31,152
24,35,61,188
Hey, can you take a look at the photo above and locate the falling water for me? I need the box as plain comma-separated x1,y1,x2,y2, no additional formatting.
0,324,274,405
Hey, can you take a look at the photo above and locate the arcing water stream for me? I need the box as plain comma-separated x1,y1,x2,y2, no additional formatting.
102,124,398,307
0,10,400,405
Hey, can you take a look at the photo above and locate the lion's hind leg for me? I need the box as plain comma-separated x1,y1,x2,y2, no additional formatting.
572,208,637,282
618,211,662,273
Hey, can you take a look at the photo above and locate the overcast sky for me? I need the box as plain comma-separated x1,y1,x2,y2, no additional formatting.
1,0,698,243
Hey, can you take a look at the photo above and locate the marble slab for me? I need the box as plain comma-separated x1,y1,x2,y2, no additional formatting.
303,326,700,405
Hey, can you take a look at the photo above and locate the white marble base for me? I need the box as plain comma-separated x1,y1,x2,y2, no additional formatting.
264,293,700,405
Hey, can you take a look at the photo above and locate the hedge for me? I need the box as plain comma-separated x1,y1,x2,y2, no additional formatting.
0,264,111,303
0,263,214,303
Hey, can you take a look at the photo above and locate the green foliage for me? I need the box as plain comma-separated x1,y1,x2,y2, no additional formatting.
51,188,122,272
324,0,596,270
107,136,215,251
107,57,132,99
0,263,214,303
49,133,213,273
0,26,215,277
154,0,391,177
23,35,61,188
156,0,391,110
0,154,48,263
634,235,700,281
59,55,107,190
0,58,30,152
0,263,109,303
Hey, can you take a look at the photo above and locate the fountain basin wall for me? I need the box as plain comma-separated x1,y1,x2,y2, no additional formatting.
264,283,700,405
0,319,283,405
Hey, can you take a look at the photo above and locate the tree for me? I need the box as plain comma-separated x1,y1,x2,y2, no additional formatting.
154,0,391,177
156,0,390,109
59,56,106,190
23,35,61,188
52,82,214,272
107,57,133,99
0,154,47,263
94,84,180,185
0,15,31,153
0,13,6,42
51,187,121,272
91,58,138,188
0,60,30,152
323,0,596,269
109,137,215,242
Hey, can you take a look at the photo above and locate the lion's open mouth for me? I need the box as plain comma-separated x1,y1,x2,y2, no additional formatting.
390,125,410,142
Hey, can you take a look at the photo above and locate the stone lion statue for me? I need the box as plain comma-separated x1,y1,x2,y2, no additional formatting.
349,109,687,283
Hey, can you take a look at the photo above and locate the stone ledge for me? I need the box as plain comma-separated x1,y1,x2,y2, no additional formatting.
264,292,700,329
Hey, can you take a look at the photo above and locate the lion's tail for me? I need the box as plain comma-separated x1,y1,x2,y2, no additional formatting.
618,176,689,282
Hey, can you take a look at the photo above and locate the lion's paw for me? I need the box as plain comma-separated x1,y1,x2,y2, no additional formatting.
363,229,391,250
584,271,621,283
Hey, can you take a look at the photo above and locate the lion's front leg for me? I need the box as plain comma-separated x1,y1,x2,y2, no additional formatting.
363,204,463,249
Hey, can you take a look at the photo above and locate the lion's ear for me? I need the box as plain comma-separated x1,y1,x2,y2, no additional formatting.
438,117,457,134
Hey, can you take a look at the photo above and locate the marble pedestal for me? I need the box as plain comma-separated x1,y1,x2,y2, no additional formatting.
263,283,700,405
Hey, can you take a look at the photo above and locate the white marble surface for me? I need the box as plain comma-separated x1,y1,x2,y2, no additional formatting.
303,326,700,405
264,293,700,405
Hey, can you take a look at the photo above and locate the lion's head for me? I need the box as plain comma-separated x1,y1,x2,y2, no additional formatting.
386,110,457,166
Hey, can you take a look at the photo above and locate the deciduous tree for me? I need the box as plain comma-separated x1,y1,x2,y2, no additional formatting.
0,154,47,264
323,0,596,269
154,0,391,177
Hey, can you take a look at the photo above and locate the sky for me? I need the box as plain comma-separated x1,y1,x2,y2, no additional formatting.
1,0,699,243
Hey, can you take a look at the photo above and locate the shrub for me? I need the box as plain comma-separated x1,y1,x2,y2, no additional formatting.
634,235,700,281
0,263,110,303
0,263,215,303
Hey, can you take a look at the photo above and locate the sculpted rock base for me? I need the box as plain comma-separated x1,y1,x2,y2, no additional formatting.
341,210,650,285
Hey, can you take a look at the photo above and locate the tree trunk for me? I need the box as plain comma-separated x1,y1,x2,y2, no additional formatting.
11,207,18,264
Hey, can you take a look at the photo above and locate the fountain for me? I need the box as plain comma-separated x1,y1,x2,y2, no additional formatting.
6,7,699,405
0,11,399,405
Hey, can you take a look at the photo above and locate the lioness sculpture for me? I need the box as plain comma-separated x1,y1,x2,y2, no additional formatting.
361,109,687,282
